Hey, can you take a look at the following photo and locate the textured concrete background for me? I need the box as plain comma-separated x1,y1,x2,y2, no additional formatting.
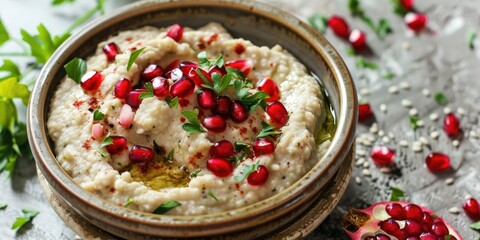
1,0,480,239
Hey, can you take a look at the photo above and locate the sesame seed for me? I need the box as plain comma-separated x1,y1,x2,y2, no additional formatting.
370,125,379,133
452,140,460,147
401,99,413,108
380,104,388,113
417,120,424,127
430,131,440,139
388,85,399,94
360,88,370,96
419,137,429,145
457,107,466,116
470,130,478,139
362,169,372,177
355,176,362,185
445,178,454,185
399,140,409,147
443,107,452,114
422,88,431,97
382,136,390,143
378,130,385,137
402,41,411,50
409,108,418,116
399,81,410,90
363,162,370,168
449,207,460,214
362,139,373,147
356,158,366,166
429,113,439,121
388,132,395,139
357,149,367,157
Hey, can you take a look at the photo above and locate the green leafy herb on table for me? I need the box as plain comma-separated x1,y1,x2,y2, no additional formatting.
382,71,396,80
11,208,39,230
389,187,405,201
153,200,181,214
409,116,419,131
309,14,328,34
356,57,378,70
21,24,71,64
467,30,477,49
0,203,7,210
434,92,448,106
0,60,21,81
348,0,393,39
471,221,480,230
390,0,409,16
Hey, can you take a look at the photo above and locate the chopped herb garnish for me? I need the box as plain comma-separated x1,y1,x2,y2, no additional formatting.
211,72,233,94
389,187,405,201
51,0,76,6
308,14,328,34
234,161,259,182
97,135,112,157
93,108,105,121
197,51,224,70
356,57,378,70
226,67,246,80
11,208,39,230
64,57,86,83
390,0,408,16
409,116,419,131
468,30,477,49
256,121,281,138
208,190,219,202
152,140,163,155
382,71,396,79
348,0,392,39
167,149,174,161
434,92,449,106
181,109,206,134
124,197,134,207
0,203,7,210
140,82,154,99
348,0,364,16
234,79,269,112
165,96,179,108
471,221,480,230
190,169,201,178
234,141,252,155
153,200,181,214
127,47,145,71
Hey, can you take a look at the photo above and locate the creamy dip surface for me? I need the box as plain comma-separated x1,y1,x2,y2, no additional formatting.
47,23,330,215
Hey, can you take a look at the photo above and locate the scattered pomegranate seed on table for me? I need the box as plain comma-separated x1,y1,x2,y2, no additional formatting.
327,15,350,39
404,12,427,32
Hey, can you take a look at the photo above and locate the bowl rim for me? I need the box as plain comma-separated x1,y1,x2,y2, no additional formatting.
28,0,357,231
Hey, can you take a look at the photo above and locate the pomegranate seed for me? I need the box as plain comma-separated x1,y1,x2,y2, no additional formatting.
214,96,233,116
349,29,367,52
405,12,427,32
91,123,105,140
105,136,128,155
365,237,376,240
327,15,350,39
406,237,420,240
230,100,249,123
206,158,233,177
393,229,408,240
102,42,120,62
210,140,235,158
141,64,163,82
81,71,103,91
443,113,461,138
247,165,269,186
257,78,280,102
385,203,406,220
462,198,480,220
404,219,423,236
431,222,449,236
151,77,170,98
401,0,414,11
225,59,253,77
114,78,132,100
179,61,204,86
118,104,134,129
375,234,391,240
379,218,400,235
170,78,195,98
419,232,438,240
370,146,395,166
202,115,227,132
266,101,288,127
166,24,184,42
126,89,146,109
252,138,275,156
404,204,425,221
129,145,155,163
425,152,451,172
422,212,434,230
163,59,180,74
197,89,217,109
208,66,227,78
358,103,373,121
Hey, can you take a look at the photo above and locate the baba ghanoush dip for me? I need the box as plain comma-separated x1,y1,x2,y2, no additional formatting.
47,23,333,215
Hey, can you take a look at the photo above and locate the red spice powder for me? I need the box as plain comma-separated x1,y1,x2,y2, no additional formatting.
72,100,84,108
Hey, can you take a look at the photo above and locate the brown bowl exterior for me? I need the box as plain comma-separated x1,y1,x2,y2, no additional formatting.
27,0,357,238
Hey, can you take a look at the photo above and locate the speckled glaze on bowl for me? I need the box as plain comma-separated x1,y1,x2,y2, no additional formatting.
27,0,357,238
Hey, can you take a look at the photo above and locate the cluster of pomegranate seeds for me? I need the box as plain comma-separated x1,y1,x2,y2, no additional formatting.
424,152,451,172
80,71,103,91
443,113,461,138
358,103,373,122
102,42,120,62
463,198,480,221
327,15,367,52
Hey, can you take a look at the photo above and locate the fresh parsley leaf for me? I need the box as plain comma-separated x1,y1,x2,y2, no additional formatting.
51,0,76,5
93,109,105,121
234,141,251,154
124,197,134,207
0,203,7,210
389,187,405,201
12,208,39,230
356,57,378,70
165,96,178,108
0,60,21,80
226,67,245,80
234,80,269,112
64,58,86,84
346,48,356,56
309,14,328,34
409,116,419,131
152,140,163,155
196,68,213,89
97,135,112,157
391,0,408,16
197,51,224,70
468,30,477,49
96,0,106,15
376,18,393,39
127,47,145,71
434,92,448,106
444,235,453,240
208,190,219,202
348,0,364,16
234,161,259,182
382,71,396,79
153,200,181,214
0,18,9,47
140,82,154,99
471,221,480,230
257,122,281,138
0,77,30,105
190,169,201,178
212,73,232,94
181,109,206,134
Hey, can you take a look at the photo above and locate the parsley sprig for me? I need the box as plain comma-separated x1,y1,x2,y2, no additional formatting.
389,187,405,201
97,135,112,157
234,161,259,182
153,200,181,214
197,51,224,70
11,208,39,230
256,122,281,138
181,109,206,134
234,79,269,112
127,47,145,71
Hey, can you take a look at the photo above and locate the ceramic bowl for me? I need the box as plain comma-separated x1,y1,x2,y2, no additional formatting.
27,0,357,238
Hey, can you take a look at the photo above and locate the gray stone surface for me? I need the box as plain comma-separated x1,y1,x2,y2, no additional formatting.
1,0,479,239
